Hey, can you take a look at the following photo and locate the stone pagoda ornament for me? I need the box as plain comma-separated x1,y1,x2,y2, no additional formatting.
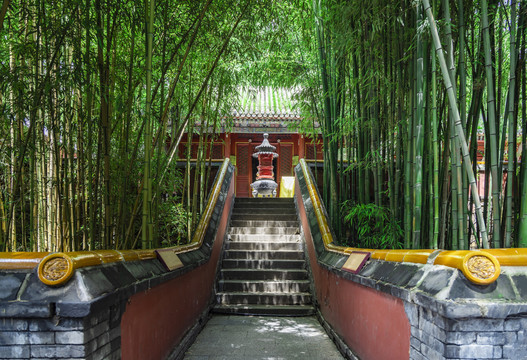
251,133,278,197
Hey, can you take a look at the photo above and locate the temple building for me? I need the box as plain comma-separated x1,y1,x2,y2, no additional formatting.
177,87,323,197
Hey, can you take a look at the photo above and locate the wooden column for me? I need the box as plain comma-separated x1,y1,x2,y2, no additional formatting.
298,135,305,159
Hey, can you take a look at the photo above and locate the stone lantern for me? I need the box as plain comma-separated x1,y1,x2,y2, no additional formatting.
251,133,278,197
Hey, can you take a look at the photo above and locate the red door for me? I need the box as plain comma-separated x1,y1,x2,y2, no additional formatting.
235,143,251,197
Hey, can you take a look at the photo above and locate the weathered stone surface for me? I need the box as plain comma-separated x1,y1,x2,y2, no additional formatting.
448,318,504,332
28,332,54,345
512,274,527,298
0,331,27,345
410,336,421,350
55,330,85,345
518,329,526,343
477,332,506,345
417,268,454,296
416,328,446,353
419,317,446,342
0,272,27,301
385,263,421,288
493,346,503,358
504,318,522,331
446,344,494,359
405,303,419,327
410,346,428,360
420,342,445,360
0,301,52,318
504,331,517,343
445,331,477,345
436,300,484,319
503,344,527,358
0,345,29,359
448,275,516,301
0,319,27,331
30,344,87,358
29,317,85,332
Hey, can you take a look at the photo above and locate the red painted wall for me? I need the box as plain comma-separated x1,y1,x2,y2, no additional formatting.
120,178,234,360
295,179,410,360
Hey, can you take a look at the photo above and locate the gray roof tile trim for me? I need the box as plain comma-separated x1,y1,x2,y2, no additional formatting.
232,86,301,119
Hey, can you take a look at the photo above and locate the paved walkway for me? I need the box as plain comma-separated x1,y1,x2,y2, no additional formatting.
184,315,345,360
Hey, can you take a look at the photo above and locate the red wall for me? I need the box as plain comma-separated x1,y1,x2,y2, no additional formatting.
295,179,410,360
120,178,234,360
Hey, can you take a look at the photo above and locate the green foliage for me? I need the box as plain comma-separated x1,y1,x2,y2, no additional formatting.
158,200,189,247
341,201,403,249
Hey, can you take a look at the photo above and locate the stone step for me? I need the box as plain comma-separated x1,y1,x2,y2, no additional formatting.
222,259,305,270
218,280,310,293
227,241,302,251
216,292,312,306
230,213,298,221
234,202,296,210
235,198,294,204
212,304,315,316
232,208,296,215
221,269,308,281
224,250,304,260
230,220,299,228
214,197,310,318
229,226,300,235
228,234,301,243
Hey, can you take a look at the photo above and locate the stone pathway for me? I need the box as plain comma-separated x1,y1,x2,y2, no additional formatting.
184,315,345,360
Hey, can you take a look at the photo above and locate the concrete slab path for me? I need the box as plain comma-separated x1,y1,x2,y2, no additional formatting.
184,315,345,360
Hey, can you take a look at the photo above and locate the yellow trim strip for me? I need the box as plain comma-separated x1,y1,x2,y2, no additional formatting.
36,250,157,286
297,159,513,285
0,252,50,270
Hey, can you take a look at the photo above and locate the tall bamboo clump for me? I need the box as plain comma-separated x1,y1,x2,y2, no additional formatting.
0,0,250,252
299,0,525,250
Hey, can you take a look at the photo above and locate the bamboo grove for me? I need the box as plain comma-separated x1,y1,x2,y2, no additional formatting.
1,0,527,252
303,0,527,250
0,0,278,252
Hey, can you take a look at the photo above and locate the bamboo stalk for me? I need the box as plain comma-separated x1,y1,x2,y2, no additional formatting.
422,0,489,248
481,0,501,247
505,0,517,247
142,0,155,249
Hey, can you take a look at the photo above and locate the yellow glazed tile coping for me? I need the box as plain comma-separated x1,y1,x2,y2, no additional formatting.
298,159,525,285
434,250,501,285
0,158,231,287
0,252,50,270
402,250,436,264
484,248,527,266
36,249,158,286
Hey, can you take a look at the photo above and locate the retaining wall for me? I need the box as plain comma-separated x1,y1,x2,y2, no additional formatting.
295,163,527,360
0,163,234,360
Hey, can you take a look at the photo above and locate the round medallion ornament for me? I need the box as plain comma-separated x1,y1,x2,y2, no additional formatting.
462,252,500,285
38,253,74,286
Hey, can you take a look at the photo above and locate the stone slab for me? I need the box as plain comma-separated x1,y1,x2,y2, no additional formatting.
184,315,344,360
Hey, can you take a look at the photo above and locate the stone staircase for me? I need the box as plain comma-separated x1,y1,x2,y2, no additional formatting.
213,197,314,316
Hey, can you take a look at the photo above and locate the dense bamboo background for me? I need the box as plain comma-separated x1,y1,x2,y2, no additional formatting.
1,0,526,251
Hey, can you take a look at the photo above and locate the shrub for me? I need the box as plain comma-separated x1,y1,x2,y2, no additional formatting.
341,201,403,249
